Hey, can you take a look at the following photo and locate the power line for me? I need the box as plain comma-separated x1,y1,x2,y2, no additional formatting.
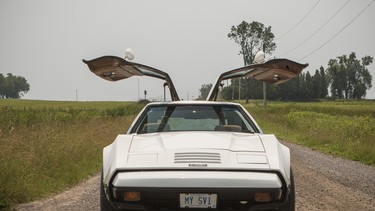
279,0,351,57
298,0,375,61
277,0,321,40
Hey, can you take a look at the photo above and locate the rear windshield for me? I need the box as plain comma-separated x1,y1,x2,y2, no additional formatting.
131,104,258,134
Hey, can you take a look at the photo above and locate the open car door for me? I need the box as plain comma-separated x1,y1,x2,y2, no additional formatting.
207,59,309,101
82,56,180,101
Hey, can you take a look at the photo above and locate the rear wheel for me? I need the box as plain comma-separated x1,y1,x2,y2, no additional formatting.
280,169,295,211
100,170,116,211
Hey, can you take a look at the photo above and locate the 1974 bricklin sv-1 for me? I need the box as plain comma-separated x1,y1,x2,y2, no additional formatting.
83,51,308,210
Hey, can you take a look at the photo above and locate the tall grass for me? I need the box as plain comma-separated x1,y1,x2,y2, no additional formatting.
0,100,143,210
244,100,375,165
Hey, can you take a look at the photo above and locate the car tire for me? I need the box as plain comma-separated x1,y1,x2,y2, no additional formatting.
100,170,116,211
280,169,295,211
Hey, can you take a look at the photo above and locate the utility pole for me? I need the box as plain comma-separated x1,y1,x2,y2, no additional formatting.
239,52,247,104
263,82,267,108
238,78,241,103
232,80,234,101
263,43,267,108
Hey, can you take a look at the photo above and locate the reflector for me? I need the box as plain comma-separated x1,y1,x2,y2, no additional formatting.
124,191,141,201
255,192,272,202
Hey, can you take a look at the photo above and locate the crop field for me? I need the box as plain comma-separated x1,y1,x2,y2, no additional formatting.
0,99,374,210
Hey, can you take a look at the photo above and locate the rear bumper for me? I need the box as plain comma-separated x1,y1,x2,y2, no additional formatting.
105,170,288,210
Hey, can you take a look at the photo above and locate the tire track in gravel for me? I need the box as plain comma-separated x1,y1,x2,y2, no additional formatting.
17,141,375,211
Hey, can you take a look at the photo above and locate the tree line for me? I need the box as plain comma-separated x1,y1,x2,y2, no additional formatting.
220,66,328,101
0,73,30,99
199,21,373,101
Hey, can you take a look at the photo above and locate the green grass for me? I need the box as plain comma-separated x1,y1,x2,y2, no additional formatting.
243,100,375,165
0,99,143,210
0,99,137,109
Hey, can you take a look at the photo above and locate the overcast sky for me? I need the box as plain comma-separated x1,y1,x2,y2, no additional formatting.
1,0,374,101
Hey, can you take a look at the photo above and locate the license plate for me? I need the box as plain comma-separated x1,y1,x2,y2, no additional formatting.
180,193,217,208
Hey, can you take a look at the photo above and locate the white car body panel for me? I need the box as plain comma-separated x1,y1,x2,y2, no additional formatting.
112,171,282,188
103,131,290,188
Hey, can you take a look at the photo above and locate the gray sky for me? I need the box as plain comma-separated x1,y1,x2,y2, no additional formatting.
1,0,374,101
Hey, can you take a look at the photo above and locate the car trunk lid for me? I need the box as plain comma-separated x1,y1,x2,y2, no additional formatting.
125,132,269,170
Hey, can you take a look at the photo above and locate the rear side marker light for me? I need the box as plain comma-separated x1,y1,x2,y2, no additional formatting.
255,192,272,202
124,191,141,201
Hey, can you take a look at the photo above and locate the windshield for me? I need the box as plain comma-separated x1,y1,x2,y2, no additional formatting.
132,104,258,134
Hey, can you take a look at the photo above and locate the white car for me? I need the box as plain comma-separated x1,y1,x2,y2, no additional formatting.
83,55,308,211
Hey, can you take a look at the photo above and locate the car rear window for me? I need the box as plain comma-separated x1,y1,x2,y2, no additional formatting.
133,104,258,134
131,105,258,133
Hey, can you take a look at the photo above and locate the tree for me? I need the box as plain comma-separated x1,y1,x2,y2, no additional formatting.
319,66,328,98
0,74,4,96
312,69,322,99
221,86,235,101
228,21,276,65
228,21,277,102
305,72,313,98
327,52,373,99
198,83,212,100
0,73,30,99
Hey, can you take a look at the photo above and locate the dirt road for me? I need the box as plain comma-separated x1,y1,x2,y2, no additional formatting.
17,141,375,211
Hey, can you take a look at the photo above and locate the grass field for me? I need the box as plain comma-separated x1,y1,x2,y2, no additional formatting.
0,99,374,210
0,99,143,210
243,100,375,165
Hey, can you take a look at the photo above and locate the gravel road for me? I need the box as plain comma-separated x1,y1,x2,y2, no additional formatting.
17,141,375,211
